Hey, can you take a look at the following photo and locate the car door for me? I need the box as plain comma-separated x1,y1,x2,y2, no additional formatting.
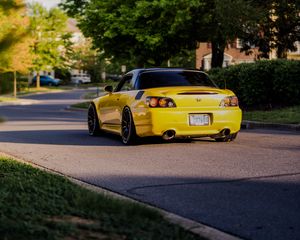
100,74,134,131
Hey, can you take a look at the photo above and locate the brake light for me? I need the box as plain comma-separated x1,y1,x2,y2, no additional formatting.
220,96,239,107
146,97,176,108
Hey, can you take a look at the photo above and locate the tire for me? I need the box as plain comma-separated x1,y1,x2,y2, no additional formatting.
48,82,53,86
121,107,137,145
88,103,101,136
214,132,238,142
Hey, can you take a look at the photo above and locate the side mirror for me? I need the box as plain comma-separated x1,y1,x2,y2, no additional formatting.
104,85,113,93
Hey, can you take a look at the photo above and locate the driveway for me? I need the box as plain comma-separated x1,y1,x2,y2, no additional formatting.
0,90,299,240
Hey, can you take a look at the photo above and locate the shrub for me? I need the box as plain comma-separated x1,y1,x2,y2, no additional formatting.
0,73,13,94
0,73,29,94
208,60,300,110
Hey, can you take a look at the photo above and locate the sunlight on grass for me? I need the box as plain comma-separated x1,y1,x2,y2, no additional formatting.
0,97,17,102
0,157,203,240
18,87,65,95
71,101,90,109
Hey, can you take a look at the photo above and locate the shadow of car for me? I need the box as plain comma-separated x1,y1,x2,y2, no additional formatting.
31,75,61,86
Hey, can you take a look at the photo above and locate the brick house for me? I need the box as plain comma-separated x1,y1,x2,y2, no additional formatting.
287,41,300,60
196,39,259,70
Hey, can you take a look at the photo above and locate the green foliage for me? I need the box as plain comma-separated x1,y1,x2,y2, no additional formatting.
204,0,260,68
30,3,73,73
208,60,300,109
0,73,13,94
61,0,259,69
0,0,32,73
242,0,300,58
61,0,205,67
0,157,203,240
0,73,28,94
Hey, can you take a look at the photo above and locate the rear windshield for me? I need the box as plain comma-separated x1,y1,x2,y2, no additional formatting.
137,70,218,89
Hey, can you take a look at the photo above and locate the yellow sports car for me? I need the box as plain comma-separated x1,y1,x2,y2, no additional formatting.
88,68,242,144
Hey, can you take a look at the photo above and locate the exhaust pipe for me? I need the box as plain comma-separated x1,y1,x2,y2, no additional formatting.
162,130,176,141
220,128,230,136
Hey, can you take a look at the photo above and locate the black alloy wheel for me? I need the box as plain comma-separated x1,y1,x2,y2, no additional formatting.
121,107,137,145
88,103,101,136
214,132,238,142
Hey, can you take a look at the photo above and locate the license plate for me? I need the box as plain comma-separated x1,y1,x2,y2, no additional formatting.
189,114,210,126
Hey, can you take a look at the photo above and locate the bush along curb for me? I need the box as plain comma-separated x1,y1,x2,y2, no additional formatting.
241,120,300,131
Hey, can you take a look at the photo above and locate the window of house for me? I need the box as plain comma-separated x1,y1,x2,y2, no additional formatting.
236,38,243,49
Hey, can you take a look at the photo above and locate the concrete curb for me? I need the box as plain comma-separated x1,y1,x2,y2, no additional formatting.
0,152,243,240
242,120,300,132
71,179,244,240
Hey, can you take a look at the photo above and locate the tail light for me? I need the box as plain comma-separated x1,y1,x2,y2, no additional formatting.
146,97,176,108
220,96,239,107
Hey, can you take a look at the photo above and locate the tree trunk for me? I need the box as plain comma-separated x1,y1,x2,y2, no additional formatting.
36,72,40,89
276,45,287,59
13,71,17,98
211,40,226,69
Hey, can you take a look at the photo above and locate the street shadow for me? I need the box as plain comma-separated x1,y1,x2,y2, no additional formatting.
0,129,215,146
0,129,122,146
73,174,300,240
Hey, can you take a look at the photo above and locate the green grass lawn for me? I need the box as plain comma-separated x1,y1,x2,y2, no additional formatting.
0,157,204,240
18,86,68,96
0,96,17,102
243,105,300,124
71,101,91,109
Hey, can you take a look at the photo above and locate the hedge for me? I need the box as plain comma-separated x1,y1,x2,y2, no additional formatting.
0,73,29,94
208,60,300,110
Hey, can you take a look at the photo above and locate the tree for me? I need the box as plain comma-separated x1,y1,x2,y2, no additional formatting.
198,0,260,68
29,3,73,88
0,0,33,97
61,0,204,67
242,0,300,59
71,39,104,82
61,0,259,69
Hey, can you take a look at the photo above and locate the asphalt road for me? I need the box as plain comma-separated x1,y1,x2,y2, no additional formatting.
0,90,299,240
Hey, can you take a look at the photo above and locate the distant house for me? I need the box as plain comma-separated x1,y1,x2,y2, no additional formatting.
196,39,259,70
287,41,300,60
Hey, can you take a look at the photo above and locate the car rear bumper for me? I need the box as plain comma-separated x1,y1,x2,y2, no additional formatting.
133,107,242,138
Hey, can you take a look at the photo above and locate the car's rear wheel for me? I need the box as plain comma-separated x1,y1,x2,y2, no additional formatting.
121,107,137,145
88,103,101,136
214,132,238,142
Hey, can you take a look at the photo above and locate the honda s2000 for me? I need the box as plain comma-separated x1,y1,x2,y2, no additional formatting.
88,68,242,144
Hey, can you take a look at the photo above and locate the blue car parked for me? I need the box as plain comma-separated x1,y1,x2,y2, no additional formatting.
32,75,61,86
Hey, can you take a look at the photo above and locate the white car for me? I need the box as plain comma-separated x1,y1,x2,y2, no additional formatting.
71,74,91,84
